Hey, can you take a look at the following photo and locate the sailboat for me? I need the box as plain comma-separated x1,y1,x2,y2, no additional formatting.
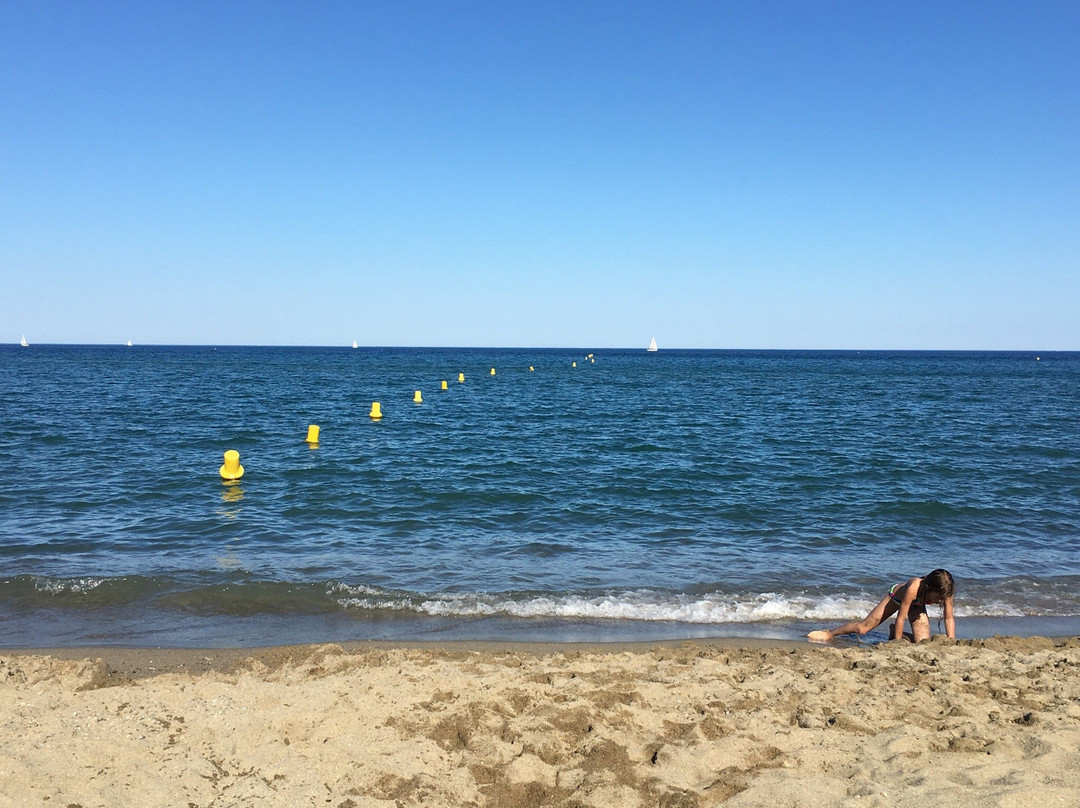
352,340,358,349
20,335,29,347
126,339,132,347
647,337,658,352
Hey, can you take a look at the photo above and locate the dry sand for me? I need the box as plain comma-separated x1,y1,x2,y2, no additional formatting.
2,636,1079,807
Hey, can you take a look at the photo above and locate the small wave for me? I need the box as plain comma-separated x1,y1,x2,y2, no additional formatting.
330,585,880,623
4,577,1072,623
873,499,963,518
328,584,1074,622
157,581,340,615
33,576,107,595
0,575,162,610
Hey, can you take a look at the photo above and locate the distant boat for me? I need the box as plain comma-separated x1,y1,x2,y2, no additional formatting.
352,340,358,349
20,335,29,347
647,337,658,352
126,339,132,347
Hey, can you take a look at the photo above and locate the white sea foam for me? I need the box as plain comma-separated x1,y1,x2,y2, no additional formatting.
328,583,1054,622
331,585,879,623
34,577,106,595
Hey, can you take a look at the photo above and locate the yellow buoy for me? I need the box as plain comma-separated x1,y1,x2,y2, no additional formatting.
305,424,320,444
458,372,465,383
369,402,383,419
219,449,244,480
441,380,448,390
572,361,577,368
529,366,534,372
490,367,496,376
413,390,423,403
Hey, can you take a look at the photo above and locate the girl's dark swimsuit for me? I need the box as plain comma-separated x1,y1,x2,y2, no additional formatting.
888,582,924,607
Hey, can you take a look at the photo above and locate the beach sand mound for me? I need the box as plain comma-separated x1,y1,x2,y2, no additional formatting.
2,637,1079,807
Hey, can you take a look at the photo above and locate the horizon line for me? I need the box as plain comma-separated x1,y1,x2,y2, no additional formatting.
7,342,1076,353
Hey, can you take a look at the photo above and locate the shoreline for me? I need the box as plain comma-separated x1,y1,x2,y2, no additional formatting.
4,610,1080,651
3,637,814,680
4,636,1079,806
3,631,1076,680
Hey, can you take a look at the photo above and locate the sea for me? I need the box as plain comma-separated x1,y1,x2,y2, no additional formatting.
2,345,1079,648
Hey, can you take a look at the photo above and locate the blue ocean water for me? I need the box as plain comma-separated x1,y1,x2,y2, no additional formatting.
2,345,1079,646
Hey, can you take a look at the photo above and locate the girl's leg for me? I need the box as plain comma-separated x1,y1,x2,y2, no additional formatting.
808,596,899,641
909,608,930,642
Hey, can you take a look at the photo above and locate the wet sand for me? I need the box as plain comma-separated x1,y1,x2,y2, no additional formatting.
2,636,1079,807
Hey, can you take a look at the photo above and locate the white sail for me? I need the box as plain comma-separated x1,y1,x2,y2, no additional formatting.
647,337,658,352
352,340,358,349
20,335,29,347
126,339,132,347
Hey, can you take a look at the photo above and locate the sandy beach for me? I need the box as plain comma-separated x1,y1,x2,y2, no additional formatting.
2,636,1079,807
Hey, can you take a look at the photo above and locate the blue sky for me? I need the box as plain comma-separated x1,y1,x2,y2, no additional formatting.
3,1,1078,349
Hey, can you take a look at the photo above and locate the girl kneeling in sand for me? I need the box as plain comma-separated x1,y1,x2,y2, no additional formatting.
807,569,955,643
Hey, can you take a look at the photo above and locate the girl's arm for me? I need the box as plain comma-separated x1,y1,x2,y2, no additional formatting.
943,595,955,639
890,578,921,640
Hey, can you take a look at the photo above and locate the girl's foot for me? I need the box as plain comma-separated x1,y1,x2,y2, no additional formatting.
806,630,831,641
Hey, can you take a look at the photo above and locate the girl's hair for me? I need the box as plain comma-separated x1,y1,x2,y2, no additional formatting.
919,569,954,601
